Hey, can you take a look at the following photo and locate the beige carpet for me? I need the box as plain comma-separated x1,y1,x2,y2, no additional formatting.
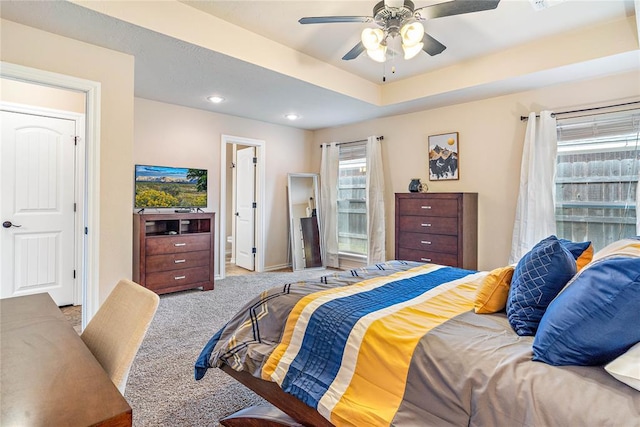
124,268,331,426
60,305,82,334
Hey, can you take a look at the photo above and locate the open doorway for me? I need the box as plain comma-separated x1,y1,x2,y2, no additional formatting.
219,135,265,279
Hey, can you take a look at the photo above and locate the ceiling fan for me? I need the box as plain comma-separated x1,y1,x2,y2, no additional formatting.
299,0,501,62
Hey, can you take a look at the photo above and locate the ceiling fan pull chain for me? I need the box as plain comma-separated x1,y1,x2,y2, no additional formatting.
391,44,396,74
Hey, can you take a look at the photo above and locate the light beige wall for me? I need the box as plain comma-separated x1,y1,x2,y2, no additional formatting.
1,19,135,303
313,70,640,271
0,78,85,112
134,97,315,271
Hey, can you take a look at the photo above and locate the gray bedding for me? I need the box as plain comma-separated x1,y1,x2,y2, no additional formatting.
399,310,640,426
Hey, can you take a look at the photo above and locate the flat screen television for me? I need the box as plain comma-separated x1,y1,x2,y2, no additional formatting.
134,164,207,209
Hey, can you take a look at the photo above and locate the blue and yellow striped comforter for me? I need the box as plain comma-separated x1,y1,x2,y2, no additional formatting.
195,261,483,426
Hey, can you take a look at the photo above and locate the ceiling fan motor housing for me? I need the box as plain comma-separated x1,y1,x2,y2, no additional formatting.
373,0,416,35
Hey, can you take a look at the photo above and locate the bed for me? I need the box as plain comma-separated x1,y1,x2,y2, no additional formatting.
195,238,640,427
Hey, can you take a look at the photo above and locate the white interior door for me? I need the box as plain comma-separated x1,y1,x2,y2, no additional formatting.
235,146,256,271
0,110,76,306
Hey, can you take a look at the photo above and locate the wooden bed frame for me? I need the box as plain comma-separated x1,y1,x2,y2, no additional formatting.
219,364,334,427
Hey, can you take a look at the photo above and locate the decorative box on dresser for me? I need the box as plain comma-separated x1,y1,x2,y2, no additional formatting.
395,193,478,270
133,212,215,294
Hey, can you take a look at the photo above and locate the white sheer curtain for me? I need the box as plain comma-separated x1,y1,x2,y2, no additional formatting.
636,124,640,234
366,136,386,264
510,111,558,263
637,170,640,234
320,143,340,268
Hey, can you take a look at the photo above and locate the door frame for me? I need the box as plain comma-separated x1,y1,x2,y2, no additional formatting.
1,62,101,329
219,135,265,279
0,101,85,305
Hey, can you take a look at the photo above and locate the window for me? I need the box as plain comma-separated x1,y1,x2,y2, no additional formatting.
555,110,639,251
337,143,367,257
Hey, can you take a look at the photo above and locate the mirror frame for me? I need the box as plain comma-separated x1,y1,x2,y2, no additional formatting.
287,173,323,271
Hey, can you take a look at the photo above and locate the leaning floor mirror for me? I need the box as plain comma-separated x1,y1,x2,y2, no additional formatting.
287,173,323,271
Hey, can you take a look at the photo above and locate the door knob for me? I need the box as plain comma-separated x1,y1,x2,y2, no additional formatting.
2,221,21,228
235,212,240,216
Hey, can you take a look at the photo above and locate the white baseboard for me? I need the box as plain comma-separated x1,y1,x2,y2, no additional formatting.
339,257,367,270
263,263,292,272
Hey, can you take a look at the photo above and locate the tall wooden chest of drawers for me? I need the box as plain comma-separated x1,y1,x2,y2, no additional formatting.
133,213,215,294
395,193,477,269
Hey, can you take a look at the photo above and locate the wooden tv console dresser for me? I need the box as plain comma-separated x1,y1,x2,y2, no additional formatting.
133,212,214,294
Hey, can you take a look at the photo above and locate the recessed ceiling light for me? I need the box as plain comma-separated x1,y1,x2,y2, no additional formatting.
285,113,300,121
207,95,225,104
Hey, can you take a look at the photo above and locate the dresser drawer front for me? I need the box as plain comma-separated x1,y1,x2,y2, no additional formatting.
397,248,459,267
398,216,458,235
397,198,458,217
397,232,458,254
146,250,210,272
146,234,211,255
145,266,210,290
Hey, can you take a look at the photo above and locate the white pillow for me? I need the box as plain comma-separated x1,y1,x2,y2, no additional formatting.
605,342,640,391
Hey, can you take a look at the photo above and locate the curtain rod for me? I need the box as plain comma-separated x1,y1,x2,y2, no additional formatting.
320,136,384,148
519,100,640,121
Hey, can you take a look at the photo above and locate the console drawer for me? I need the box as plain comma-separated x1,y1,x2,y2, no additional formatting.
397,232,458,254
146,250,210,273
146,234,210,255
396,248,459,267
397,216,458,235
145,266,210,291
397,198,458,217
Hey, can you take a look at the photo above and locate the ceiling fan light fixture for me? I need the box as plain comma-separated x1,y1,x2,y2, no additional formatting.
361,27,385,50
366,45,387,63
400,21,424,47
402,42,423,60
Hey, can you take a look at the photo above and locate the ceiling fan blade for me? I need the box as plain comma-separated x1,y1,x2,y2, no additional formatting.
422,33,447,56
342,42,366,60
414,0,500,20
299,16,372,24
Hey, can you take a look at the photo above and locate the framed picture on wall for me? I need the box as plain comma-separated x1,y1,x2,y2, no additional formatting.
428,132,459,181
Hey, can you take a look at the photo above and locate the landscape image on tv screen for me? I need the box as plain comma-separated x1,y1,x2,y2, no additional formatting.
135,165,207,209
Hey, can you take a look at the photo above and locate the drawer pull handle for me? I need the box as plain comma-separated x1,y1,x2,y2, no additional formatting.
421,206,432,209
174,259,186,264
174,243,187,247
421,241,432,245
174,275,186,280
421,223,432,227
421,258,432,262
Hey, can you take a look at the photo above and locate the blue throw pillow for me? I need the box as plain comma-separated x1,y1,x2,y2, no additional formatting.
558,238,593,270
532,257,640,366
507,235,577,336
558,238,591,259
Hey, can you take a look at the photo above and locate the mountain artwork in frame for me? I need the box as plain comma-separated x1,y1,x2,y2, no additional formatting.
428,132,459,181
